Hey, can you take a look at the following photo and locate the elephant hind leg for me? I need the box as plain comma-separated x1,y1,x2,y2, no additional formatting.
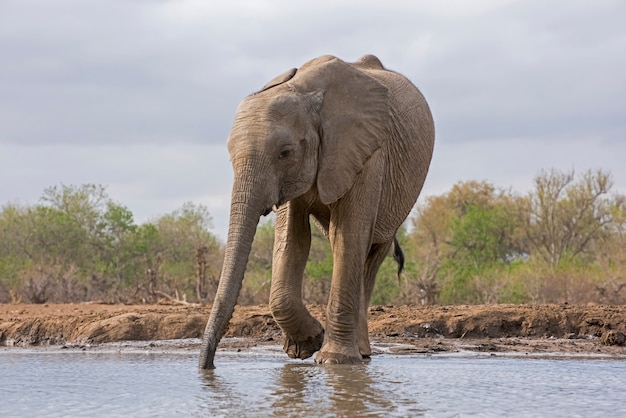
359,240,394,358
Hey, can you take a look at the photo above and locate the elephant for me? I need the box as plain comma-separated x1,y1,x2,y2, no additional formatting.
199,54,434,369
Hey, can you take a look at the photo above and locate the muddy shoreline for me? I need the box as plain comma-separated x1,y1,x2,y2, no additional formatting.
1,303,625,357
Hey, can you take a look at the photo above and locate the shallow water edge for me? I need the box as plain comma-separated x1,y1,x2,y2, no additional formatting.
2,341,626,417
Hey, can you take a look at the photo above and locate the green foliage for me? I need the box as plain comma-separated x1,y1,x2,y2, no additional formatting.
1,169,625,306
435,203,521,304
302,228,332,304
370,257,402,305
449,204,512,267
0,185,220,304
239,218,275,304
407,169,626,305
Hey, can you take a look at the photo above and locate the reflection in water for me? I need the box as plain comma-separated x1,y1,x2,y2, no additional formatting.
200,358,423,417
269,363,326,416
328,364,384,413
269,363,405,416
5,348,625,417
199,368,248,415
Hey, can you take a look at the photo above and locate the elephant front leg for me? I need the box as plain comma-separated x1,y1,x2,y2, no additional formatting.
315,253,365,364
315,208,375,365
270,202,324,360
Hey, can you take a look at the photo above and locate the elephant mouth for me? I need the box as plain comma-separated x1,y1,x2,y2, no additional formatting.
263,204,281,217
261,191,286,217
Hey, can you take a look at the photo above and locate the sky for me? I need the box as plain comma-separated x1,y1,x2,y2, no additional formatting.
1,0,625,241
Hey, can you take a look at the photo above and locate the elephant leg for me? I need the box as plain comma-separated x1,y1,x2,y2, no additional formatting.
270,200,324,360
315,193,379,365
358,240,394,358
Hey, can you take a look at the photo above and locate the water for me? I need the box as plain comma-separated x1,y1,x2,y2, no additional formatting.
1,342,625,417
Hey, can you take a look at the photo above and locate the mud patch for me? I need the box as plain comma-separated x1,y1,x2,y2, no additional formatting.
1,303,625,356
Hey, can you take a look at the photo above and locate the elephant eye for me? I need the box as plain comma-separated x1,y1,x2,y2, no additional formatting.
278,149,292,160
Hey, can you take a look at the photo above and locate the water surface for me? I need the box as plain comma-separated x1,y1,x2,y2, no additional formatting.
2,342,625,417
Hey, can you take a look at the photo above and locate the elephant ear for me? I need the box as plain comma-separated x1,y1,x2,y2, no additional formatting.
294,56,390,204
261,68,297,92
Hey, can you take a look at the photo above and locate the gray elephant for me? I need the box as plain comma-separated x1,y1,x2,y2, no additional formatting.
200,54,434,368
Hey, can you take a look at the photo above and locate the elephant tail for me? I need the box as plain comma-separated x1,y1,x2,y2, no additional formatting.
392,236,405,278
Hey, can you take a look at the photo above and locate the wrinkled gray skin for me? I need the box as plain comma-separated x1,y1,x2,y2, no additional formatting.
200,55,434,369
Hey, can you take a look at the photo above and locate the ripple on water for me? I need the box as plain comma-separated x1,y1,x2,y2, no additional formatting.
1,346,625,417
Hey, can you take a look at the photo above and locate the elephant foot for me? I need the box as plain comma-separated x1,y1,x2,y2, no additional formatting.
283,328,324,360
315,350,363,365
314,342,363,365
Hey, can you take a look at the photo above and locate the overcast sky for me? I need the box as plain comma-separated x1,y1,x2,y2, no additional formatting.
1,0,625,241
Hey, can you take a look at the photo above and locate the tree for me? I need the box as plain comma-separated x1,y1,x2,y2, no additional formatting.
521,169,614,269
0,186,223,304
304,226,333,304
409,181,523,304
239,217,275,304
96,202,138,285
594,193,626,303
148,202,221,303
3,175,624,305
0,204,34,300
0,195,99,303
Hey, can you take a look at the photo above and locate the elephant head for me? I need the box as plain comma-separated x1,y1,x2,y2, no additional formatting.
199,56,394,369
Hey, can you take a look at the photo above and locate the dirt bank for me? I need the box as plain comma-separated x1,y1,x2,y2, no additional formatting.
1,303,625,356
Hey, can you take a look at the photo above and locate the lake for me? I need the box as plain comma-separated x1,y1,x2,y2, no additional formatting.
1,341,625,417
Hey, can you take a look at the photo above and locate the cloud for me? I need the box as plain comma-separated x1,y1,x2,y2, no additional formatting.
425,133,626,196
1,0,625,241
0,140,234,236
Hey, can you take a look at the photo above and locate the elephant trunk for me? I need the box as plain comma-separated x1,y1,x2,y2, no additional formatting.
199,174,268,369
